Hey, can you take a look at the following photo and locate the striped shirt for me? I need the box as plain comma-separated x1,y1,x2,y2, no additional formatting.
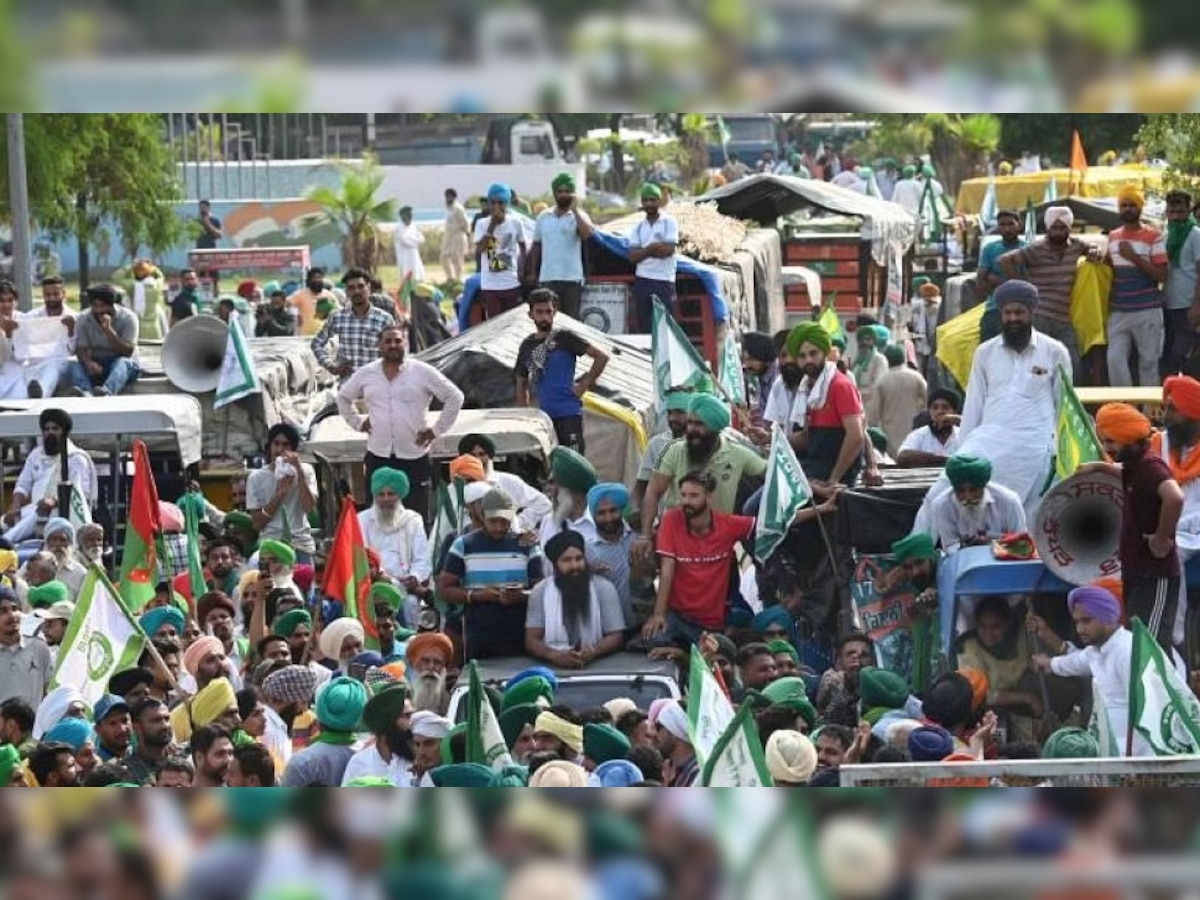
1000,237,1091,323
444,531,543,659
1108,224,1167,312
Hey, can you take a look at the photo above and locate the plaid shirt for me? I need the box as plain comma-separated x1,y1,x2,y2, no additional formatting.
161,532,190,580
310,305,395,374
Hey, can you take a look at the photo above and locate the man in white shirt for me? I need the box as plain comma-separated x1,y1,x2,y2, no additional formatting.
928,454,1027,553
456,433,550,535
1031,584,1171,757
919,281,1068,526
3,408,97,544
337,323,464,527
14,275,76,399
357,467,430,624
392,206,425,283
897,388,962,468
245,423,319,564
890,165,923,216
530,172,595,319
628,182,679,332
441,188,470,284
473,182,528,320
341,683,415,786
0,281,26,399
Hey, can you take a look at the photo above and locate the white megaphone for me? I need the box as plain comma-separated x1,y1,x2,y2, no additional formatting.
162,314,229,393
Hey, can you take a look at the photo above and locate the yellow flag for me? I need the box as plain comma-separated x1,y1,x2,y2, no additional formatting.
1070,259,1112,354
935,303,987,389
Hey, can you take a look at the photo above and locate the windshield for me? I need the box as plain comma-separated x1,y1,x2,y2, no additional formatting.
453,678,677,722
725,117,776,144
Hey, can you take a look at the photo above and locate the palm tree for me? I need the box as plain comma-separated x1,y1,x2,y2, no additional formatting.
304,154,397,271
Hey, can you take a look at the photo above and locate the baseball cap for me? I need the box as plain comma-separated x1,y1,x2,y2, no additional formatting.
93,694,130,724
481,487,516,522
34,601,76,622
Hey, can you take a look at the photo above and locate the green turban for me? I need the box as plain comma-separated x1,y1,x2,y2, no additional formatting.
488,765,529,787
27,580,70,609
921,164,936,178
884,345,905,367
0,744,21,786
274,608,313,638
859,324,889,347
500,703,541,747
640,182,663,200
786,322,831,358
761,677,817,728
429,763,495,787
370,582,404,611
688,393,730,432
892,532,938,563
225,511,255,533
867,427,889,455
259,540,296,567
766,639,799,664
552,172,576,192
1043,727,1100,759
550,446,598,495
859,667,910,711
911,275,932,291
370,467,411,500
664,390,692,412
945,454,993,490
501,675,554,712
902,165,916,178
583,723,631,765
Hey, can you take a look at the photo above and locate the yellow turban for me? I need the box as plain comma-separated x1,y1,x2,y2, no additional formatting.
191,677,237,727
533,711,583,754
1117,185,1145,209
1095,402,1151,445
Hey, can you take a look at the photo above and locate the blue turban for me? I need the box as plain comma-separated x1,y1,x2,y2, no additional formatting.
140,606,186,636
688,393,731,432
45,716,95,752
588,759,645,787
486,183,512,204
506,666,558,694
587,482,630,517
664,391,692,412
1067,585,1122,626
752,606,798,646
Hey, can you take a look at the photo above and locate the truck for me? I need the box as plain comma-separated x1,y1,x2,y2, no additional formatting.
372,116,568,167
706,113,780,168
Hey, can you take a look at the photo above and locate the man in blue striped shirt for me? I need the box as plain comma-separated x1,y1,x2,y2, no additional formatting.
437,488,544,659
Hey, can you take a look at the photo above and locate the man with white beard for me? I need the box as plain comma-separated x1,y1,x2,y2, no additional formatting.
457,434,551,534
357,468,431,627
404,632,455,715
316,618,366,678
2,408,96,544
538,446,599,548
927,454,1026,553
525,530,626,669
40,517,87,596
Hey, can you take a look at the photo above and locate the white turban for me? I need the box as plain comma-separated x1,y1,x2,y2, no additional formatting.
655,699,690,743
1044,206,1074,230
603,697,638,721
33,685,86,739
463,481,493,505
410,710,452,739
765,730,818,784
318,617,366,661
43,517,75,542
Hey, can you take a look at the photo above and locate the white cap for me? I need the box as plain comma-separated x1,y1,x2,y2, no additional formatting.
34,601,76,622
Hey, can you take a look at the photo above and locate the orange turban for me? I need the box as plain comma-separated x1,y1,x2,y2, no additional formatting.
405,632,455,667
1095,403,1151,444
1117,185,1145,208
449,454,486,483
957,667,990,711
1165,376,1200,420
1091,577,1126,622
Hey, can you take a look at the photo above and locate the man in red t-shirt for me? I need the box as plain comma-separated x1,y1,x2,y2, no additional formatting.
784,322,865,491
640,470,755,648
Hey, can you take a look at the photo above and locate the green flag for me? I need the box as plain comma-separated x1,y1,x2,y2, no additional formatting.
465,661,514,771
652,297,709,411
719,329,746,407
700,703,774,786
755,426,813,560
1129,616,1200,756
687,646,736,765
1055,364,1104,480
817,295,845,346
67,483,92,529
214,316,261,409
51,565,148,707
177,492,209,602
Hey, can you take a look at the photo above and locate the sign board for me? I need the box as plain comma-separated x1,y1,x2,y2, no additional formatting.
186,246,311,272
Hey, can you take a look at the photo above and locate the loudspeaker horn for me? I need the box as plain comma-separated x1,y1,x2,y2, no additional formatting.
1033,469,1124,585
162,314,229,394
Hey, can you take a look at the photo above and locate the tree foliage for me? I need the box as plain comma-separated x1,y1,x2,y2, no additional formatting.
0,114,185,257
1135,114,1200,189
304,154,397,270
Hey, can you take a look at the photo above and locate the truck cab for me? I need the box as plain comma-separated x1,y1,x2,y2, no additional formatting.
484,118,564,165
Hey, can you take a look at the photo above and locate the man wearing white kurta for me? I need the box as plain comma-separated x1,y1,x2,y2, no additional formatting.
16,276,76,399
916,281,1068,536
357,467,431,628
2,408,96,544
393,206,426,283
441,188,471,284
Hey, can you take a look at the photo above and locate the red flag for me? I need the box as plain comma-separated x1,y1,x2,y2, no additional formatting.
118,440,162,611
321,496,377,649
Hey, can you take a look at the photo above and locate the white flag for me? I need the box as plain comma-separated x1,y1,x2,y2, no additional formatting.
652,297,708,410
1043,177,1058,203
755,426,813,561
67,483,92,529
979,177,999,230
466,661,514,772
214,317,261,409
1129,617,1200,756
50,565,148,708
719,329,746,407
1090,677,1119,757
687,646,736,765
700,703,774,786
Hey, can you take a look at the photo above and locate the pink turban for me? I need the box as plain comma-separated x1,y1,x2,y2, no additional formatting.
183,636,225,677
158,502,184,534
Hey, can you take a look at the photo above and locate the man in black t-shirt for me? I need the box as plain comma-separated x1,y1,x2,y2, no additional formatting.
169,267,200,328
